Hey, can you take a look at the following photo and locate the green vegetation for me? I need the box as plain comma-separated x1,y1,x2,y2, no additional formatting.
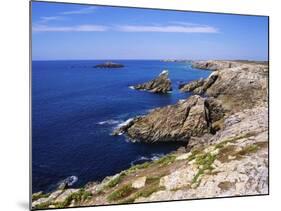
55,189,92,208
154,154,176,166
187,148,204,161
124,162,151,174
34,201,52,209
215,132,257,149
236,144,259,156
121,177,164,203
217,143,262,162
32,192,50,202
192,152,217,186
107,184,136,202
106,173,126,188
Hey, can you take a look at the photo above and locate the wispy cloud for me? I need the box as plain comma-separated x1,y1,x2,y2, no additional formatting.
33,22,219,34
38,16,65,23
33,24,108,32
116,24,218,33
60,6,96,15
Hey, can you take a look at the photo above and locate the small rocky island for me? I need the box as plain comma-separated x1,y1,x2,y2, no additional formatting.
94,62,124,68
32,60,268,209
132,70,172,94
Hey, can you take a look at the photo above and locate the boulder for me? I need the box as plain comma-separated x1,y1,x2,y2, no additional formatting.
132,177,147,189
132,70,172,94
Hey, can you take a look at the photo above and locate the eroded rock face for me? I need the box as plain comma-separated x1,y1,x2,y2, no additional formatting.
179,78,205,92
182,62,268,111
113,95,224,143
135,107,268,203
179,71,219,95
192,60,240,71
132,70,172,94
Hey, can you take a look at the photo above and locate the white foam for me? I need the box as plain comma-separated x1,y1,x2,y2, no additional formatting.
116,118,134,128
129,86,135,90
130,153,164,166
97,119,121,125
59,175,78,187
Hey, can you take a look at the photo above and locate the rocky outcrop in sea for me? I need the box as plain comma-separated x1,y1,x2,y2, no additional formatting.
132,70,172,94
94,62,124,68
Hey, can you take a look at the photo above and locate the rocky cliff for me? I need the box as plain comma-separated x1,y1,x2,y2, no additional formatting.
32,60,268,209
112,95,225,142
132,70,172,94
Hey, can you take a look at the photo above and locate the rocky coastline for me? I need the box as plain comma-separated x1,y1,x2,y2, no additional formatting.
32,60,268,209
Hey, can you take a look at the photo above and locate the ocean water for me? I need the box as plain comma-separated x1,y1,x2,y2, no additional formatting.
32,60,211,193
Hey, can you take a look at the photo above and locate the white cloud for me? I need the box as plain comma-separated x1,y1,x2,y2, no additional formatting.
38,16,64,23
33,24,108,32
60,6,96,15
116,24,218,33
32,22,219,34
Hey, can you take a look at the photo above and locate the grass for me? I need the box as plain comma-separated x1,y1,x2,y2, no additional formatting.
192,152,217,186
121,177,164,203
154,154,176,166
124,162,151,174
215,132,258,149
106,173,126,188
32,192,50,202
187,148,204,162
217,143,262,163
54,189,92,208
107,184,136,202
34,201,52,209
236,144,259,156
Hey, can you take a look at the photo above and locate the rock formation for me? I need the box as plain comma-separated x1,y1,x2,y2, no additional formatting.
132,70,172,94
94,62,124,68
32,60,268,209
191,60,240,70
112,95,224,142
187,61,268,111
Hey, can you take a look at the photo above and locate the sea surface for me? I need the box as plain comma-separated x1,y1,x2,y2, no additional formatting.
32,60,211,193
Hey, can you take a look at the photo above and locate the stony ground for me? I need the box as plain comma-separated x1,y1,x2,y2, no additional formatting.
32,60,268,209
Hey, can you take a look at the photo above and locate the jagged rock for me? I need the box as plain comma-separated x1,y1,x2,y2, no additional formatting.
135,107,268,202
113,95,224,143
132,70,172,94
94,62,124,68
183,62,268,111
179,78,205,92
180,71,219,95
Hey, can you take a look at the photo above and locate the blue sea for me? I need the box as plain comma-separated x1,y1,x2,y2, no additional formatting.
32,60,211,193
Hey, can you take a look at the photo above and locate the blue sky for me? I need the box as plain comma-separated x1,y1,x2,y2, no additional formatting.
32,1,268,61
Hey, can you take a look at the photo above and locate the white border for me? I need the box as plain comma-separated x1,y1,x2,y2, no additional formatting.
0,1,279,211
